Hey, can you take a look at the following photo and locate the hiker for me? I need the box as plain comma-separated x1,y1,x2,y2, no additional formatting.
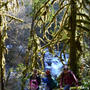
29,69,41,90
60,65,78,90
42,70,58,90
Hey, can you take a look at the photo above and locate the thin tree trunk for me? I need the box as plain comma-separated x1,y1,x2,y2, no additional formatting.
0,1,6,90
89,7,90,49
0,31,4,90
0,0,5,87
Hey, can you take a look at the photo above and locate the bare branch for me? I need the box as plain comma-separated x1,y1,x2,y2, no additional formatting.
5,14,23,22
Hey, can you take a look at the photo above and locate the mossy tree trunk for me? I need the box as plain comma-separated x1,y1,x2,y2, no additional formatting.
69,0,79,78
89,7,90,49
0,13,5,90
0,35,4,90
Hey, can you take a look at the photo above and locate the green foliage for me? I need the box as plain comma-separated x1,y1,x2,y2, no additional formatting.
33,0,40,4
16,64,26,73
32,0,48,15
81,76,90,90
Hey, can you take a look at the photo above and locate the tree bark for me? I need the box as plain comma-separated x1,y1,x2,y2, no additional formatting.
69,0,79,77
0,28,4,90
0,1,5,89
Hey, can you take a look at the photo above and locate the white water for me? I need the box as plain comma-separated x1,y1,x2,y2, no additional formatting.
44,48,69,77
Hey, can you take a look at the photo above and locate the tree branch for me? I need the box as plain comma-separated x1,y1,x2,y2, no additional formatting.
5,14,23,22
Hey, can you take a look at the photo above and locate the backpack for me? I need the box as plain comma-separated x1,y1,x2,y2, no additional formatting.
51,78,58,88
30,79,38,90
47,77,58,89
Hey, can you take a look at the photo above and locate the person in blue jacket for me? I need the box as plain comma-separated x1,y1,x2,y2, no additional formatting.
42,70,58,90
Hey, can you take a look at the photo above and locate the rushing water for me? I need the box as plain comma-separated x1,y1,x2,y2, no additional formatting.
44,48,69,77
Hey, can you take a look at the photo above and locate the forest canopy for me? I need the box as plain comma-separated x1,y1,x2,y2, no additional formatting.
0,0,90,90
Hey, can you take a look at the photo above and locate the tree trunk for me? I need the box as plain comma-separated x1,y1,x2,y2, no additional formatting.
0,1,5,90
89,6,90,49
69,0,79,78
0,30,4,90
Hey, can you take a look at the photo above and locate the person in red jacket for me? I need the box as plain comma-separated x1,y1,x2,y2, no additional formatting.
60,65,78,90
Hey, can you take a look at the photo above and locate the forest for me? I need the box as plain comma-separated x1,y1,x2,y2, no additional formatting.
0,0,90,90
